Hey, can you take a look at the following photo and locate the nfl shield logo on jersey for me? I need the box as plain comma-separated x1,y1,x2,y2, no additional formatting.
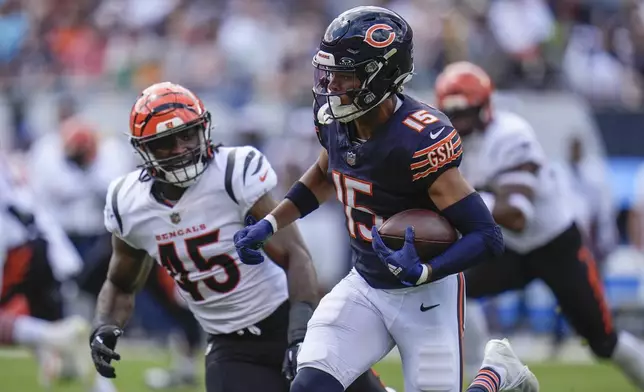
346,151,357,166
170,212,181,224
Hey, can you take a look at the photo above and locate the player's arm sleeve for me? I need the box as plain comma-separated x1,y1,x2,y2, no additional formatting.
486,126,545,182
410,125,463,189
229,146,278,217
480,128,544,226
103,176,138,249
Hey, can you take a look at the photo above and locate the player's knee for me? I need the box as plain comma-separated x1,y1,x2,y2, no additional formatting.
346,369,387,392
291,367,344,392
588,332,618,359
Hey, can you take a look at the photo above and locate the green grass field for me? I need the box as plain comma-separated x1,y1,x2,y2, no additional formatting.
0,350,638,392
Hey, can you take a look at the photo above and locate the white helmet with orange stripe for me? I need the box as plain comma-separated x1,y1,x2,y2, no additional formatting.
129,82,214,187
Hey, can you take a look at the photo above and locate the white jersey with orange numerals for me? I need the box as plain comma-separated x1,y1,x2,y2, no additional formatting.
459,110,575,254
104,146,288,335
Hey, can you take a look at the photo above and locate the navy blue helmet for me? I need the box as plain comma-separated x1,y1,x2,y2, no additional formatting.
313,6,414,124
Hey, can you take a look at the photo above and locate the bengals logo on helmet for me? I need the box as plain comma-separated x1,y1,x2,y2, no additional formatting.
364,24,396,48
129,82,206,139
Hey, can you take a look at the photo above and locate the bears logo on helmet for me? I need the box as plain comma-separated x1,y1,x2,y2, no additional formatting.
312,6,414,123
364,24,396,48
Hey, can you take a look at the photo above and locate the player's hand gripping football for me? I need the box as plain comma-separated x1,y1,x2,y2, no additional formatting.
371,226,426,286
234,215,274,265
89,324,123,378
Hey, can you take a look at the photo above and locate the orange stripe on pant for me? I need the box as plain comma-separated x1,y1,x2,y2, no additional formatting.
577,246,613,334
457,272,465,391
1,245,33,300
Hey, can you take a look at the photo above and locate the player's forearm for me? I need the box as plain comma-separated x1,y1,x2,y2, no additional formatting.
262,224,318,345
94,280,135,329
429,192,505,280
481,191,532,232
268,199,307,231
285,248,319,305
492,205,527,232
270,161,334,230
285,250,317,345
300,156,335,203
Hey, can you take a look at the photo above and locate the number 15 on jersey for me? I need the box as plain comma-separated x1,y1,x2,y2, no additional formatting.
332,171,384,241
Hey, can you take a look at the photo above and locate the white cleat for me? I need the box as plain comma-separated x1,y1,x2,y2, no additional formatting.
144,367,198,389
482,339,539,392
42,315,90,351
38,316,91,387
385,388,397,392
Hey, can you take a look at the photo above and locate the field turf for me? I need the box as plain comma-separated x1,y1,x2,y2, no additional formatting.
0,348,637,391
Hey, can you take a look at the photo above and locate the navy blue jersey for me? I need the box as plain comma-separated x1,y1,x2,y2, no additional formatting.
316,94,463,289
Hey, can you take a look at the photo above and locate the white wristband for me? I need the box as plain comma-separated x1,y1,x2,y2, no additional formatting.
416,264,430,285
264,214,278,233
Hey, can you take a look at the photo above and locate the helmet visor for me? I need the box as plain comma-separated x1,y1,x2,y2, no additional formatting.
313,66,371,122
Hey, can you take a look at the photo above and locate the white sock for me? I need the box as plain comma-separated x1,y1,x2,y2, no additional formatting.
612,331,644,389
464,301,490,382
12,316,51,346
169,334,196,377
173,352,196,376
93,375,118,392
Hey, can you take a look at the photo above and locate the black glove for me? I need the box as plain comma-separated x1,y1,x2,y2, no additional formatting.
282,301,314,382
89,324,123,378
282,341,302,382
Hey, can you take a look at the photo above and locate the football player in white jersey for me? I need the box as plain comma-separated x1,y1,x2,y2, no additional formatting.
435,61,644,390
89,82,394,392
0,177,90,388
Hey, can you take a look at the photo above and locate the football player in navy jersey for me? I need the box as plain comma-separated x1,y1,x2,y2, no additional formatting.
235,6,537,392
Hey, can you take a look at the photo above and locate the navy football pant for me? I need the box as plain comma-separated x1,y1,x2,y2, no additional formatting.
465,223,617,358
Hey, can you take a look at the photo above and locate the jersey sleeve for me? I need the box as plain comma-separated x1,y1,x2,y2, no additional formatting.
409,124,463,188
229,146,278,216
104,175,127,239
483,124,546,179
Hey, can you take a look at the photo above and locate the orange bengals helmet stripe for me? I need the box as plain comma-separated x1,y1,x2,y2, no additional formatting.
129,82,207,140
435,62,493,112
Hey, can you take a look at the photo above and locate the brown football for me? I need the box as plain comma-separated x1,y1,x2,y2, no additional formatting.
378,209,457,261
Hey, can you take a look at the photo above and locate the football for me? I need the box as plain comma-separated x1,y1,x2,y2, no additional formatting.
378,209,457,261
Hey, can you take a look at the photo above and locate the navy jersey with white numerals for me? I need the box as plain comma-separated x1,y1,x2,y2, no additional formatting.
315,94,464,289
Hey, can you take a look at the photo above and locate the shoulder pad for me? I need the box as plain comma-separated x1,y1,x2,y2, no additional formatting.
103,171,141,243
225,146,278,216
104,175,128,237
485,115,545,174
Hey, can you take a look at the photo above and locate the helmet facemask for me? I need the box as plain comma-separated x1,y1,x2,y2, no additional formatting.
312,48,412,124
132,112,212,188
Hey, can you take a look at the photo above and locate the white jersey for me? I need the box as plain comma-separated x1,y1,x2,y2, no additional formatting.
104,146,288,335
460,111,574,254
29,133,135,236
0,154,83,281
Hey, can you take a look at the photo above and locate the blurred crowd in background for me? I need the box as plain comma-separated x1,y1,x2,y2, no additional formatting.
0,0,643,107
1,0,644,359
